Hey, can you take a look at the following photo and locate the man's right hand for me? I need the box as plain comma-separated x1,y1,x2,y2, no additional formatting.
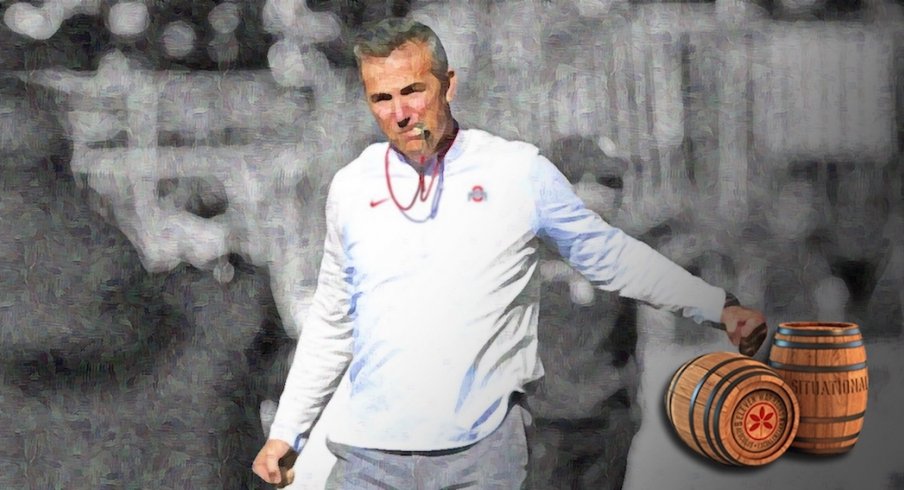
253,439,294,487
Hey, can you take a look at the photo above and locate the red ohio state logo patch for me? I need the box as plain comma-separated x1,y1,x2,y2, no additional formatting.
468,185,486,202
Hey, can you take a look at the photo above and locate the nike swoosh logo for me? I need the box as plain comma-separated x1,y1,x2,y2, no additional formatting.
370,198,388,208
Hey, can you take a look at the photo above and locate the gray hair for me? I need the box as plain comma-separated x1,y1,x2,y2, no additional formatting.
352,18,450,86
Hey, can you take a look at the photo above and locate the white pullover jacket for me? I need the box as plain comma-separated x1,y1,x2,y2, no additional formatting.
269,128,725,451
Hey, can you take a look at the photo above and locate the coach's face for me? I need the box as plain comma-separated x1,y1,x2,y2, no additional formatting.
360,40,457,161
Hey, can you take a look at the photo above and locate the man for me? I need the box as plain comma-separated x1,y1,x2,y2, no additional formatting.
253,18,764,488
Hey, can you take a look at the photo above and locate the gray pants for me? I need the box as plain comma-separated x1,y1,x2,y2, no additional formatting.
324,402,532,489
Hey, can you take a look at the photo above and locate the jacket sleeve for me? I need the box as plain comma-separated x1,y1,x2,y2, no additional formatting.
529,155,725,324
268,174,356,452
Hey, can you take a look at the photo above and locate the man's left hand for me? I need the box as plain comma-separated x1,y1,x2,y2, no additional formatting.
720,305,766,348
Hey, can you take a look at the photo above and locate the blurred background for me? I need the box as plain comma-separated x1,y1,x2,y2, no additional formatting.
0,0,901,488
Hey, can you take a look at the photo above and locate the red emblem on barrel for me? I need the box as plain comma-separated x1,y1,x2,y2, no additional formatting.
744,402,778,441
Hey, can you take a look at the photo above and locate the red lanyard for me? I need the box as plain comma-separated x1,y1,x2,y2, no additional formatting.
384,147,442,212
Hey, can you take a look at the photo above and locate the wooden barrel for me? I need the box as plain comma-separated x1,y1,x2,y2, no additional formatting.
665,352,799,466
767,322,868,455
